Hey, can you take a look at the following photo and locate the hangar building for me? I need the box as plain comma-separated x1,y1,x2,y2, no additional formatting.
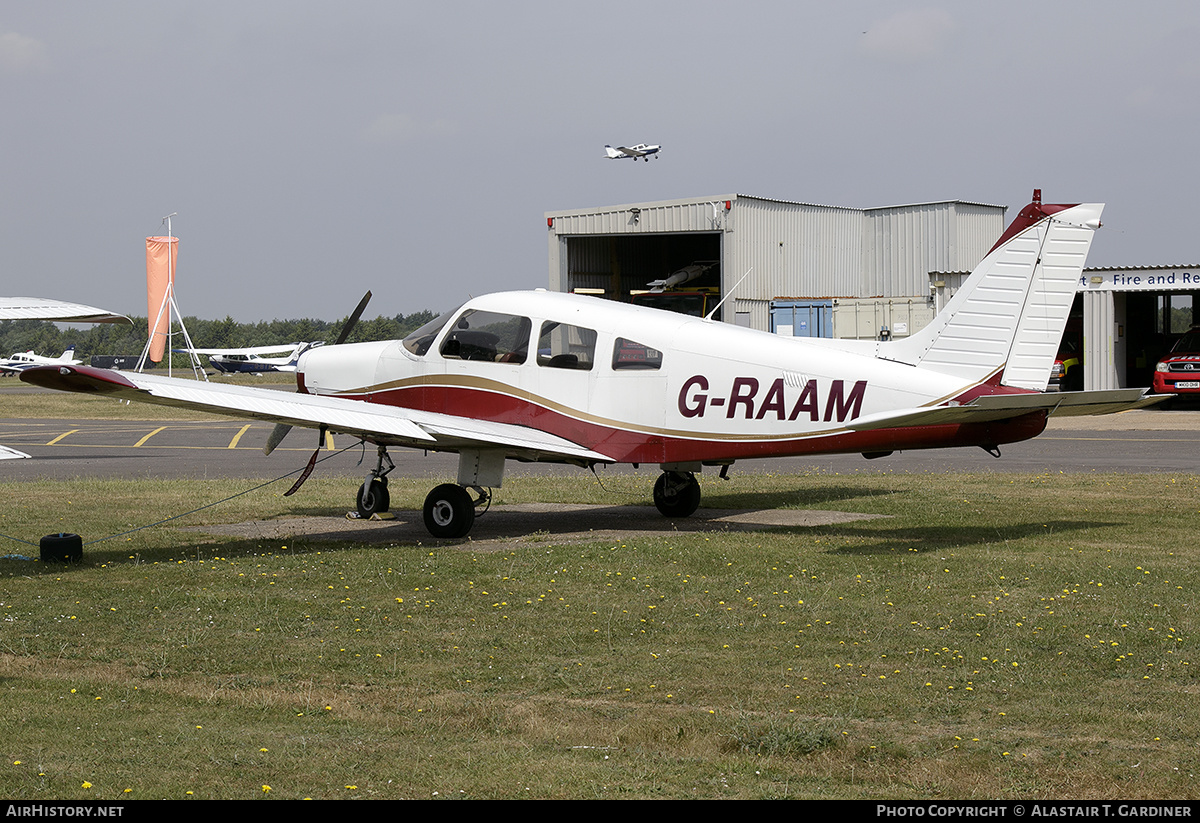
545,194,1006,339
545,194,1198,392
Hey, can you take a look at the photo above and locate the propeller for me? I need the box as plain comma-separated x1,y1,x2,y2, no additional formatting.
263,290,372,456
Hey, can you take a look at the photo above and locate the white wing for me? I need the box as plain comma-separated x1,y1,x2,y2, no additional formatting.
177,344,305,357
0,297,131,324
20,365,614,464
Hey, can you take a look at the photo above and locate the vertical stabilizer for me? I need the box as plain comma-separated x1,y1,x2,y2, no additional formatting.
882,193,1103,391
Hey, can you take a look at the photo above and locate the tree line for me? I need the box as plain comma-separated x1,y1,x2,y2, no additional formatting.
0,310,438,365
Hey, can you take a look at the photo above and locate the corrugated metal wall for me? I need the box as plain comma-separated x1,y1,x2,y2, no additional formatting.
1083,290,1120,390
730,198,863,301
550,197,729,236
862,202,1006,297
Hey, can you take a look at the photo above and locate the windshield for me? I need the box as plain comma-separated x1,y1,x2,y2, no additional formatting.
401,305,461,356
1172,329,1200,354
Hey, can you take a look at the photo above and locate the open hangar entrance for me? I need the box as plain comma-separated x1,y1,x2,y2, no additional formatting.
556,231,725,318
1079,267,1199,390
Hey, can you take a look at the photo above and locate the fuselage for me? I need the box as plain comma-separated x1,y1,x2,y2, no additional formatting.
295,290,1044,464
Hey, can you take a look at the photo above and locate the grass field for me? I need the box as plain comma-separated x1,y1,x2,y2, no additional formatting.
0,469,1197,800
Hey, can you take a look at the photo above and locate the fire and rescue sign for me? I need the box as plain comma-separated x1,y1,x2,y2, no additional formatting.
1081,269,1199,291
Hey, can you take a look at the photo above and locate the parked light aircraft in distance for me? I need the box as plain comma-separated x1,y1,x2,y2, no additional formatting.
21,192,1164,537
0,297,129,458
605,143,660,161
177,342,324,374
0,346,81,374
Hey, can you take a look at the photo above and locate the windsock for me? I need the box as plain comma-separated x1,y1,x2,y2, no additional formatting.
145,236,177,363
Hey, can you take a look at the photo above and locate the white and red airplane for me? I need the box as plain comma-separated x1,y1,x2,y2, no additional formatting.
20,193,1160,537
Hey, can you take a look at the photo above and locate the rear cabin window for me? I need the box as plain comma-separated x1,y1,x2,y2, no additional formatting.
612,337,663,370
439,310,531,364
537,321,597,370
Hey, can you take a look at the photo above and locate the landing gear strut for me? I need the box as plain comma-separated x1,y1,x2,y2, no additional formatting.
653,470,701,518
356,445,395,518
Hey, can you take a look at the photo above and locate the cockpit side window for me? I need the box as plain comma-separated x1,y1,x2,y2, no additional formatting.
612,337,663,370
537,321,597,370
439,309,531,364
402,306,461,356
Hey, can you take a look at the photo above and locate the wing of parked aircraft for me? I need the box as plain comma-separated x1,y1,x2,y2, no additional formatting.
176,344,307,357
20,364,614,465
0,297,131,324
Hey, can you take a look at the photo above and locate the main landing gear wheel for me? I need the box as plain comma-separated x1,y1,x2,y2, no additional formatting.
423,483,476,538
356,476,390,517
653,471,701,518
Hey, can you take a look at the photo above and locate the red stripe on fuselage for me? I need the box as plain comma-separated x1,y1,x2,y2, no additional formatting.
348,384,1047,464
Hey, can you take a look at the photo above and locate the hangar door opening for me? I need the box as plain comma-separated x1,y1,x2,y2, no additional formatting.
563,233,723,319
1123,291,1196,387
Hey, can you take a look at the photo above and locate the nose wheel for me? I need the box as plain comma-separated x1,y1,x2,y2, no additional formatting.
356,476,390,517
355,445,395,518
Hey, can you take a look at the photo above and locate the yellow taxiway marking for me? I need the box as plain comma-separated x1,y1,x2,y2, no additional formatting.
45,429,80,446
133,427,168,447
326,430,336,450
228,424,252,449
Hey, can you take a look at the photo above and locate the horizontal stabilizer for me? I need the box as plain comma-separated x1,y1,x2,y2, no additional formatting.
847,388,1164,432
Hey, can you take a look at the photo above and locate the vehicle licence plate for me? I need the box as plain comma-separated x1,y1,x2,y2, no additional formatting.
1175,381,1200,389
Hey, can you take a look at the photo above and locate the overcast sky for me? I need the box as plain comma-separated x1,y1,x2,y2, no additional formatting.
2,1,1198,322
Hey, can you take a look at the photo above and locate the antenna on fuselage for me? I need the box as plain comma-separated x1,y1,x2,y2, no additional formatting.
704,267,753,322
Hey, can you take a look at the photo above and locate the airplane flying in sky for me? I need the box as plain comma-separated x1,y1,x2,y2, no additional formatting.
605,143,661,161
0,346,82,374
20,193,1161,536
178,342,324,374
